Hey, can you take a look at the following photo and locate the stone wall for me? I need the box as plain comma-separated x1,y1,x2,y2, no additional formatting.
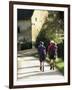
31,10,48,43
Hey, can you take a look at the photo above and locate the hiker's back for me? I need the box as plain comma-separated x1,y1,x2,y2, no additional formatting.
48,44,56,56
38,45,46,55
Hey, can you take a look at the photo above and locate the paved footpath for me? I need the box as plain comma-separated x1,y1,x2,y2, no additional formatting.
17,49,64,85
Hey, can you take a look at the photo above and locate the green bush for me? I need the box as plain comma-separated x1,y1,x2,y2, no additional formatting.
57,40,64,59
35,29,50,51
20,42,32,50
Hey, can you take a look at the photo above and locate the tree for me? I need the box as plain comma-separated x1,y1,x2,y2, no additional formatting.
35,11,64,48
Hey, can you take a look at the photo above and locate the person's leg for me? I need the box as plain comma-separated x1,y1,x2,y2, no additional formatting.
49,56,52,70
42,61,44,72
40,60,42,71
53,60,55,70
50,59,53,70
52,55,56,70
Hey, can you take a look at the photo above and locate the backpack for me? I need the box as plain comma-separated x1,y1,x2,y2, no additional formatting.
48,44,56,55
38,45,46,55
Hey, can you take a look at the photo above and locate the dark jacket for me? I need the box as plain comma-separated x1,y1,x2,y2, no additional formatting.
38,44,46,60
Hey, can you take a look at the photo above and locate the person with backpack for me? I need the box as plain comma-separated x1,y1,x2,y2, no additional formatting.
48,40,57,70
38,41,46,72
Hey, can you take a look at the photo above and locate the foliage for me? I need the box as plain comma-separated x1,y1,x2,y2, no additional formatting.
35,28,50,50
57,40,64,59
35,11,64,54
35,11,64,45
18,41,32,50
55,58,64,75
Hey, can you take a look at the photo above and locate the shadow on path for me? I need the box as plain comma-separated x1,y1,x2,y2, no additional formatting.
18,71,40,75
18,58,38,61
17,65,49,69
18,71,63,79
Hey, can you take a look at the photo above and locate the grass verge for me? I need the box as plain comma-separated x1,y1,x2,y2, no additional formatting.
55,58,64,75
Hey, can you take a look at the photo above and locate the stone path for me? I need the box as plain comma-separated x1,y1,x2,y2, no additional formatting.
17,49,64,85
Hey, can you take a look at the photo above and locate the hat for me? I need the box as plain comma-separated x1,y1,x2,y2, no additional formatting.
40,41,44,45
50,40,55,44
